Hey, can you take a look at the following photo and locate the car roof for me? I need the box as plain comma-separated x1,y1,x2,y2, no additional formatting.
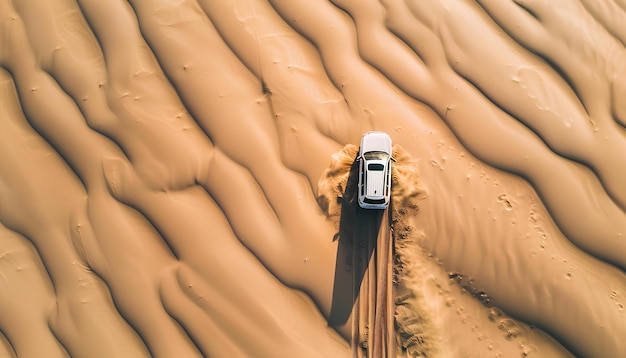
360,131,392,155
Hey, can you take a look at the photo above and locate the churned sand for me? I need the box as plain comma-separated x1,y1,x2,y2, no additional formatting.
0,0,624,357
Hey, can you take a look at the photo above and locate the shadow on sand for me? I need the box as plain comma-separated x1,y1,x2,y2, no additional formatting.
328,156,385,327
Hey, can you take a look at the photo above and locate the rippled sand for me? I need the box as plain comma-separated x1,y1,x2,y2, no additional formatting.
0,0,624,357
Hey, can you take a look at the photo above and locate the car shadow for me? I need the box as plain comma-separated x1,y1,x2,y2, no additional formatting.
328,155,385,327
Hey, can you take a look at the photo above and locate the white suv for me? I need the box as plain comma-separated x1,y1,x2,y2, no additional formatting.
357,131,392,209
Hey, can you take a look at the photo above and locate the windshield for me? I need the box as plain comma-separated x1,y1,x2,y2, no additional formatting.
363,151,390,160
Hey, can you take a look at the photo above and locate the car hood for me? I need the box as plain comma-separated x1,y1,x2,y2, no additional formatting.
360,131,392,155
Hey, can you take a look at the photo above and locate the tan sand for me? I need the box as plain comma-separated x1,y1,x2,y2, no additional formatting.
0,0,624,357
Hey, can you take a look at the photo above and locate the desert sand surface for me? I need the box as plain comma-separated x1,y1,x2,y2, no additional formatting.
0,0,624,357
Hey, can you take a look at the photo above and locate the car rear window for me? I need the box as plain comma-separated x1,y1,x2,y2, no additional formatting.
368,163,384,171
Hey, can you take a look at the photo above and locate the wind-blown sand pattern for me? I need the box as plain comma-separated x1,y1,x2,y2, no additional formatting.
0,0,624,357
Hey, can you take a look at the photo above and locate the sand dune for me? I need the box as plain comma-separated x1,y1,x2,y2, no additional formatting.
0,0,624,357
